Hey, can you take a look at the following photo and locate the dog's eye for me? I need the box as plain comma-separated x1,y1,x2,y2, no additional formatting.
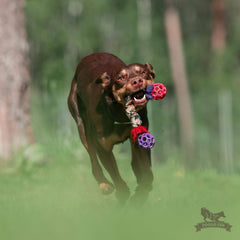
118,75,126,81
140,71,146,75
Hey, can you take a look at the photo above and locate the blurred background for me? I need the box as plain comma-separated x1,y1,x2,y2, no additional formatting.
19,0,240,171
0,0,240,239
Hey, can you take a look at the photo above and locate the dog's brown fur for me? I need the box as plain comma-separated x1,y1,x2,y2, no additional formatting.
68,52,155,203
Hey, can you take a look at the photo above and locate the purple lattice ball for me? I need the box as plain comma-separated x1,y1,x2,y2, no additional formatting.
138,133,155,149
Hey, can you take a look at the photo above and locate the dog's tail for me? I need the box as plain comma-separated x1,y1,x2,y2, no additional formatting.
68,77,88,151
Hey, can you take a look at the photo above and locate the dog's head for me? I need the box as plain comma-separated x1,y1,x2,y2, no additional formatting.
97,63,155,110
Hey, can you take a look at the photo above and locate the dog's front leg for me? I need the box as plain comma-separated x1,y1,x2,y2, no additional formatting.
96,145,130,203
130,142,153,204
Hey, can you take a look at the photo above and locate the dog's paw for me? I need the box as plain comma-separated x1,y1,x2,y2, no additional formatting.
129,186,152,206
99,183,115,195
115,185,131,204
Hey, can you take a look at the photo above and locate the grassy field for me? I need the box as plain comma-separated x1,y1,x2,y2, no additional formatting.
0,139,239,240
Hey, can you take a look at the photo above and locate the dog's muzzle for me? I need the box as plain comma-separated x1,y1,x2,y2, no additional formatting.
131,89,148,107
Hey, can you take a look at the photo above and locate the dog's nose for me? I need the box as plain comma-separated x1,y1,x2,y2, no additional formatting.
131,78,143,88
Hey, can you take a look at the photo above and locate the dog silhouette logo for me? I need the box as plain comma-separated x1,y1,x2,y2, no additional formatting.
201,207,226,222
195,208,232,232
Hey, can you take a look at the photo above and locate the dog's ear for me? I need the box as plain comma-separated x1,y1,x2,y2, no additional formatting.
145,63,155,79
95,72,111,89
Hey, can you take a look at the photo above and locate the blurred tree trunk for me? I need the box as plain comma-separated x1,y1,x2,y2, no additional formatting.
211,0,226,52
164,1,195,165
0,0,34,161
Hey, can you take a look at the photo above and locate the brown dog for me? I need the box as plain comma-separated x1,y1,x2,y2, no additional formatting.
68,52,155,203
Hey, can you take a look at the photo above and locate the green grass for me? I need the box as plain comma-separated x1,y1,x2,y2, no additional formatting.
0,144,240,240
1,96,239,240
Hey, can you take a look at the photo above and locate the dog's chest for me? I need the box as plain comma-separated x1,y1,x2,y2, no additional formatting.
98,125,131,151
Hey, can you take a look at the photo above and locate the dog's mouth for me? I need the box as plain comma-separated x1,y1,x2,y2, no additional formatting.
131,90,147,106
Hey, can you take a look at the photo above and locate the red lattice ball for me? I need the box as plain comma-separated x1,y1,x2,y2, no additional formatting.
151,83,167,100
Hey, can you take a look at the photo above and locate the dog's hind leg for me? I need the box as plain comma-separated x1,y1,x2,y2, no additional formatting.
68,79,88,150
68,79,114,194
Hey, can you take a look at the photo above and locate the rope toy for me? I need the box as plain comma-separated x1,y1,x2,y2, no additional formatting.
125,83,167,149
